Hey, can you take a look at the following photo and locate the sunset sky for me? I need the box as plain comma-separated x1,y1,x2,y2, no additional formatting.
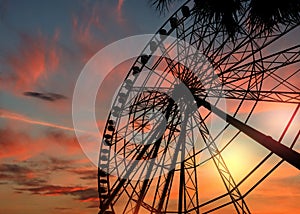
0,0,299,214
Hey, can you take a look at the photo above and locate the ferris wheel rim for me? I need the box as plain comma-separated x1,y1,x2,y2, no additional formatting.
98,1,300,213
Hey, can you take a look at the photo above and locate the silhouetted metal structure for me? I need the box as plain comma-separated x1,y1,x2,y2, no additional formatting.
98,0,300,213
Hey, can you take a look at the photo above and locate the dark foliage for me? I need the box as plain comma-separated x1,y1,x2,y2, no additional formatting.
249,0,300,32
149,0,300,36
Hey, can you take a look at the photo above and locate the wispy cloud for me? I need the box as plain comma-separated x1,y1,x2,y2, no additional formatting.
117,0,125,23
3,31,61,91
0,108,94,135
72,1,104,62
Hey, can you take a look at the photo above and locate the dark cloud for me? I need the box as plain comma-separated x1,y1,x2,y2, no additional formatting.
0,127,98,208
0,174,10,180
0,158,99,208
18,177,47,187
69,187,98,201
69,169,96,180
0,163,32,174
0,163,47,187
23,91,67,102
16,185,98,203
46,130,74,142
55,207,71,210
46,157,75,171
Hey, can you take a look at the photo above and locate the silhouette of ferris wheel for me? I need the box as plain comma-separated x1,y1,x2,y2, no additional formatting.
98,1,300,213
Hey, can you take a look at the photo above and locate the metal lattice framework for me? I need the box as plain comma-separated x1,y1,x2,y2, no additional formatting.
98,0,300,213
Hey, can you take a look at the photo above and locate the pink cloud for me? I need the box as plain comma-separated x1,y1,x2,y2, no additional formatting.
0,127,40,160
0,124,83,161
4,31,61,91
117,0,125,23
72,2,104,62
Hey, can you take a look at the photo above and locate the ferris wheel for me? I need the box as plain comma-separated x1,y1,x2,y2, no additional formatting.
97,0,300,213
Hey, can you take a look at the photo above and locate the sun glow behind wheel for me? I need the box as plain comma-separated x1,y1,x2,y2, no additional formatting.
74,1,300,213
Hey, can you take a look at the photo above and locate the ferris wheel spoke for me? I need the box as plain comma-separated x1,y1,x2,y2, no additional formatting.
110,144,164,210
194,44,300,97
149,112,190,213
197,98,300,170
98,1,300,213
210,69,300,103
112,92,171,148
187,25,298,99
131,99,178,213
199,121,300,213
235,65,298,91
156,43,300,105
101,98,181,213
192,112,251,213
100,143,160,212
156,111,190,213
126,98,201,213
212,23,298,74
113,117,174,180
205,89,300,104
216,45,300,87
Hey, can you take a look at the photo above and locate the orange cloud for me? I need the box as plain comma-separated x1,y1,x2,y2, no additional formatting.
246,163,300,214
